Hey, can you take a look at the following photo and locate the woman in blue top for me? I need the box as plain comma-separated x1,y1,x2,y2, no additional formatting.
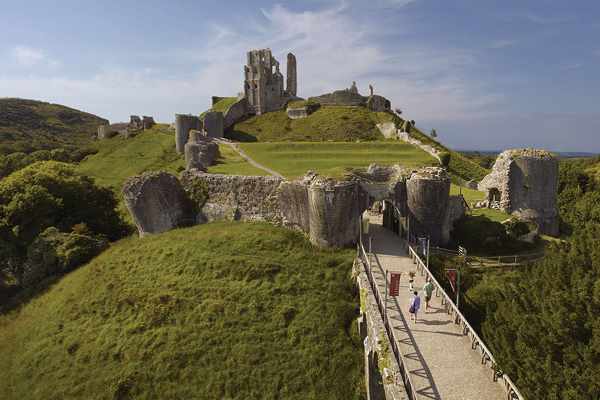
409,291,421,323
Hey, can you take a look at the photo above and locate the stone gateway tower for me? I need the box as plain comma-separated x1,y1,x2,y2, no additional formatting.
244,48,297,115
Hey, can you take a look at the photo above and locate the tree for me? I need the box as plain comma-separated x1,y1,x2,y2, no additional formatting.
0,161,128,286
430,128,437,138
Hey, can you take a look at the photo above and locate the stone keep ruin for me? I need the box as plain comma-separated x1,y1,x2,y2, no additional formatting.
478,149,559,235
122,165,466,248
244,49,298,115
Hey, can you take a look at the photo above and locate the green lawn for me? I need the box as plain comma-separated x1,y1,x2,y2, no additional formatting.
230,106,393,142
239,142,438,179
0,222,364,399
450,184,510,222
208,144,268,176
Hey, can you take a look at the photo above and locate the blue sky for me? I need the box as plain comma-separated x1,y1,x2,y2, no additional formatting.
1,0,599,152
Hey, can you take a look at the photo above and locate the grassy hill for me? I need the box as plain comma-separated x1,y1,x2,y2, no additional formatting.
229,106,393,142
0,98,107,154
239,142,437,179
0,222,363,399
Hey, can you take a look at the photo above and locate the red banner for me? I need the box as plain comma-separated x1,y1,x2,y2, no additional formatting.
446,269,457,293
389,273,401,296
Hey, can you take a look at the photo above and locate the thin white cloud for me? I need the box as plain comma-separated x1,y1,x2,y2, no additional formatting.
13,46,45,67
560,62,583,71
488,39,516,49
11,45,60,69
0,3,498,127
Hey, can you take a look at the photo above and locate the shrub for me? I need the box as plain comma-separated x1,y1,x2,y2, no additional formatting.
21,227,108,287
0,161,127,285
439,151,451,167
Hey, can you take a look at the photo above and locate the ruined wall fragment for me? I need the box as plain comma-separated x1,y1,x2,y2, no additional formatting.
122,172,195,237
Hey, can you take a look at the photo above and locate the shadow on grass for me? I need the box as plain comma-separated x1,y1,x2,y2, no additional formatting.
0,275,62,315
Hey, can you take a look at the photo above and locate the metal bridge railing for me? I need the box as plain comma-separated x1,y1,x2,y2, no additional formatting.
428,246,544,268
407,244,525,400
357,236,419,400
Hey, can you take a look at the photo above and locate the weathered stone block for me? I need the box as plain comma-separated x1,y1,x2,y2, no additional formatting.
203,111,224,139
184,131,219,171
122,172,194,237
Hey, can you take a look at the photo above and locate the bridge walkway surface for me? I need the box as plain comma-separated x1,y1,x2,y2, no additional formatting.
366,215,506,400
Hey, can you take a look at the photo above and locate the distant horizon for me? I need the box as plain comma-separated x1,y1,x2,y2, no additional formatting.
1,1,599,152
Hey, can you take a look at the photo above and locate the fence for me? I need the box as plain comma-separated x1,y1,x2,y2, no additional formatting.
357,235,419,400
407,244,525,400
429,246,544,268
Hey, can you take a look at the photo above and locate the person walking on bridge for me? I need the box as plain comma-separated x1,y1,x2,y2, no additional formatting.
423,279,434,311
409,291,421,323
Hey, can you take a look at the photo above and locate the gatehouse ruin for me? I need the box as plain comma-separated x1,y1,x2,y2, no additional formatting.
122,165,466,248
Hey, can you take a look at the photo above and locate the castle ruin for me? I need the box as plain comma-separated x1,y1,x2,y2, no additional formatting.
244,49,298,115
478,149,559,235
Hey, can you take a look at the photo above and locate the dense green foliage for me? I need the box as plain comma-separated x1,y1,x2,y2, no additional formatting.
459,158,600,399
0,161,126,290
0,147,97,178
0,222,364,400
230,106,393,142
460,151,497,169
239,142,437,179
450,215,535,255
0,98,106,154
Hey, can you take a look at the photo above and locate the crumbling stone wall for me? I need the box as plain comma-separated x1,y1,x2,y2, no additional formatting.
223,97,249,129
184,131,219,171
181,171,283,223
366,95,391,112
122,172,195,236
441,195,467,244
478,149,559,235
124,165,458,247
203,111,224,139
175,114,202,154
142,116,155,129
97,123,130,139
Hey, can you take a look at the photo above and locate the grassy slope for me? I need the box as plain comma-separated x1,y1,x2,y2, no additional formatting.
230,106,393,142
405,124,489,182
77,125,184,191
0,222,363,400
78,125,265,190
240,142,437,179
0,98,107,154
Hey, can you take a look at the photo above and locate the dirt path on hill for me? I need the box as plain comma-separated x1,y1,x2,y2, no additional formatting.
215,139,285,179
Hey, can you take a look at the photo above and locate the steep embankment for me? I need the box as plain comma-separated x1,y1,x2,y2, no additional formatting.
0,222,364,400
229,105,393,142
0,98,107,154
401,122,490,182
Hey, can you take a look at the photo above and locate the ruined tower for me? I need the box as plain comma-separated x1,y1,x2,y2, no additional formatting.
243,48,297,115
286,53,297,97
